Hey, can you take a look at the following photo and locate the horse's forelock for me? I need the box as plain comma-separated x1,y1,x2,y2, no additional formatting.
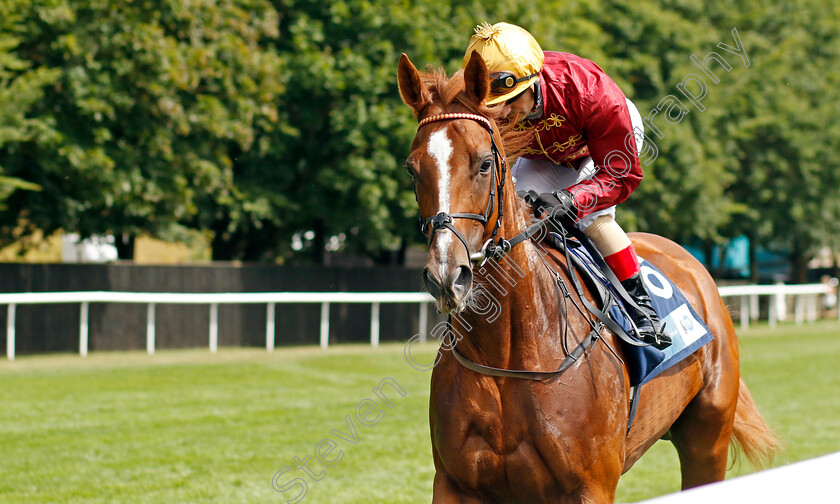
419,67,500,120
418,66,533,159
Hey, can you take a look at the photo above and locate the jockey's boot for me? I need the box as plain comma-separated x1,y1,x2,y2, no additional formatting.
620,272,672,350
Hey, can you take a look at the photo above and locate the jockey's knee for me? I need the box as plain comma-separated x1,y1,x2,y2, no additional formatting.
582,213,631,256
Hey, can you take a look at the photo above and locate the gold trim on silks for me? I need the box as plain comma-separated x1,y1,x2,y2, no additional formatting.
516,114,590,165
515,113,567,132
522,133,583,160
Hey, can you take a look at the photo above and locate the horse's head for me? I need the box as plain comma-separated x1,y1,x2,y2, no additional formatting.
398,52,511,313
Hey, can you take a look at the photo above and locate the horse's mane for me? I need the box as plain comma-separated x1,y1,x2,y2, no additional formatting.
419,66,534,160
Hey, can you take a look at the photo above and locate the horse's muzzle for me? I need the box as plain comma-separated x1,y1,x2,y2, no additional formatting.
423,265,473,313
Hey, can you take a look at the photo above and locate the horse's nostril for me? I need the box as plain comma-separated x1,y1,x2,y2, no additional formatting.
423,268,443,299
450,266,473,299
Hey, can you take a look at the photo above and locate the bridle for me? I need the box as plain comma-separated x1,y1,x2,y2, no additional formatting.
414,111,647,396
415,111,605,384
416,112,506,266
417,112,507,264
416,112,546,266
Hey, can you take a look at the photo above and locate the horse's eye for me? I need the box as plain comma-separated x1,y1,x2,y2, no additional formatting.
404,163,416,180
479,159,493,174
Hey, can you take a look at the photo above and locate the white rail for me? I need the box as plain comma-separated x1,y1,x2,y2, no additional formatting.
0,291,434,361
717,283,836,330
1,283,836,361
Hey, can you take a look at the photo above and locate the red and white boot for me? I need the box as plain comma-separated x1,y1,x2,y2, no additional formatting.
605,245,671,350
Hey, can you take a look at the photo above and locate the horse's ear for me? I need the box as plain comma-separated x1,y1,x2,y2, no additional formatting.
463,51,490,105
398,53,431,115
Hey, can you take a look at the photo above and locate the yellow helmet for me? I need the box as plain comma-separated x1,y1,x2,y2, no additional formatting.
463,22,544,106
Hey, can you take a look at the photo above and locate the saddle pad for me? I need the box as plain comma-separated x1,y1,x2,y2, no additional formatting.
568,246,714,386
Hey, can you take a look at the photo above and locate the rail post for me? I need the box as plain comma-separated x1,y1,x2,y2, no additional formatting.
370,302,380,347
419,302,429,343
146,303,156,355
266,302,275,352
795,295,804,325
209,303,218,353
6,303,15,361
740,295,749,330
79,302,89,357
320,302,330,349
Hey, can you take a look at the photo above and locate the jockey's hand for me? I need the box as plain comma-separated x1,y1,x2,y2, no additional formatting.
535,190,579,230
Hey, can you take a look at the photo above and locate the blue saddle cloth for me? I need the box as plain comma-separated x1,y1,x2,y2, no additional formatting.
568,246,714,386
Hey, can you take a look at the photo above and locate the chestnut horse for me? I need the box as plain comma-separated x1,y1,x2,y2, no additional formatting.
398,51,780,503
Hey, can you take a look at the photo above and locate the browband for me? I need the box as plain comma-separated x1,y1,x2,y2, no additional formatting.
418,112,493,132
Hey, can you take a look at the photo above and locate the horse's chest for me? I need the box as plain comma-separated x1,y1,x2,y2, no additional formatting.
432,379,583,493
431,359,627,499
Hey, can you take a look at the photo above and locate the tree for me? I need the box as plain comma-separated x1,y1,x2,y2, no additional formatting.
709,0,840,281
0,1,57,232
1,0,837,272
235,0,483,264
0,0,284,258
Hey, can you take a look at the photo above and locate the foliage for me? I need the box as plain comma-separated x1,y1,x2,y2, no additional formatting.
0,0,837,269
0,0,56,218
710,0,840,280
0,0,284,255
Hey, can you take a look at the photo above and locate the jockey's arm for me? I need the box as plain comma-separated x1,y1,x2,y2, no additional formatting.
568,78,643,216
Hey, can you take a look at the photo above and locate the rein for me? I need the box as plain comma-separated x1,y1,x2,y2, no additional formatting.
416,111,646,390
417,111,596,379
451,326,603,381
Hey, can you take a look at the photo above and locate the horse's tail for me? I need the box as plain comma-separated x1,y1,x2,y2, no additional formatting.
730,377,783,469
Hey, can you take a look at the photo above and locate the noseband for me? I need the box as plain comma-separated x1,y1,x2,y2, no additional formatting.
416,112,509,265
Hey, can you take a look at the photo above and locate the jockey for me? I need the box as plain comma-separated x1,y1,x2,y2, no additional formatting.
463,22,671,349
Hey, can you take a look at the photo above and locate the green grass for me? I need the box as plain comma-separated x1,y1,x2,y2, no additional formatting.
1,320,839,503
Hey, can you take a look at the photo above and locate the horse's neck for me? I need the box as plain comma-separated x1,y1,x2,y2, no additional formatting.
454,212,563,368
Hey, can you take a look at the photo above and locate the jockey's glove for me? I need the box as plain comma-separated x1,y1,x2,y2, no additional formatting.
535,190,579,230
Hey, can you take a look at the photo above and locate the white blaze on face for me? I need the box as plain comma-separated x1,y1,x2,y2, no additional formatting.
427,127,453,279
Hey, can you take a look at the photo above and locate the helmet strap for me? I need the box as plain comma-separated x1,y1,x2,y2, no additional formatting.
526,81,543,120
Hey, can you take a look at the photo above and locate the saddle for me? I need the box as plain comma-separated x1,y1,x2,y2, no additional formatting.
536,221,714,388
539,231,667,384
